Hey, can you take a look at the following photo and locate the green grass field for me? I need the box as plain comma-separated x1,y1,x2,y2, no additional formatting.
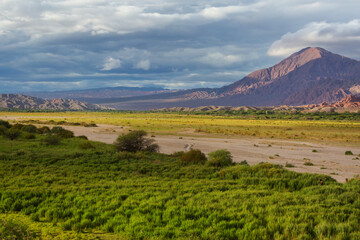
1,123,360,239
1,111,360,144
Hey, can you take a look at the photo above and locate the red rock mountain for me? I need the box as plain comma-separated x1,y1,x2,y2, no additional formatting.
217,47,360,106
331,95,360,108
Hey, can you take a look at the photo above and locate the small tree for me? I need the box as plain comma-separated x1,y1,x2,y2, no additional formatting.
207,149,233,167
114,130,159,153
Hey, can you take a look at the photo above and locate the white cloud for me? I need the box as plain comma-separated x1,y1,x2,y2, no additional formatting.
101,57,122,71
268,19,360,57
200,4,262,20
197,52,244,67
134,60,151,70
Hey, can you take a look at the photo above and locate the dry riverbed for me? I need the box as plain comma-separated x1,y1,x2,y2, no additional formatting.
2,115,359,182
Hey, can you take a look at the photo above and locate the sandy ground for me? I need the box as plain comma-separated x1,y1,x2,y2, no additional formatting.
2,116,359,182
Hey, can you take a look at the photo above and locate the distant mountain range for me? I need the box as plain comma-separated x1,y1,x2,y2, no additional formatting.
15,47,360,110
0,94,108,110
155,95,360,113
23,86,172,100
82,47,360,110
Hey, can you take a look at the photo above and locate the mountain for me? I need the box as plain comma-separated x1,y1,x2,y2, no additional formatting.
0,94,109,110
219,47,360,105
23,86,172,100
89,47,360,110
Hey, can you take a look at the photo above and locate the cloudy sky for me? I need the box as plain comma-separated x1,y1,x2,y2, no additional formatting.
1,0,360,92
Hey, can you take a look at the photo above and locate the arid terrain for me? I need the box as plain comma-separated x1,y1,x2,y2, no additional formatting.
2,115,358,182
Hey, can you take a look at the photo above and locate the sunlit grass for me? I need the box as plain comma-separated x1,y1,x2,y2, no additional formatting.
1,111,359,144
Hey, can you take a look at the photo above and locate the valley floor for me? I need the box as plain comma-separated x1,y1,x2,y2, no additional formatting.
2,114,359,182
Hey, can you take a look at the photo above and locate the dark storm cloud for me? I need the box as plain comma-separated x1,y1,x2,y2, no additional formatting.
0,0,360,92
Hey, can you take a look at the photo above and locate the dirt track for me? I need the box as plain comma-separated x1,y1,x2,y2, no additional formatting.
2,115,359,182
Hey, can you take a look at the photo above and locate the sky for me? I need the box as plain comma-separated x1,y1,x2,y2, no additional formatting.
1,0,360,93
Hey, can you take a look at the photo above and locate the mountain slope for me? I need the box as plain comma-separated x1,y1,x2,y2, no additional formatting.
0,94,108,110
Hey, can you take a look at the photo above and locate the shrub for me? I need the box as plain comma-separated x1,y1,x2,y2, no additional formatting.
304,162,314,166
21,125,37,133
207,149,233,167
23,133,36,139
0,219,38,239
0,125,8,135
37,126,51,134
51,126,65,134
77,135,88,140
51,126,74,138
57,129,74,138
114,130,159,153
172,151,185,157
3,129,21,140
239,160,249,165
43,135,61,146
285,162,295,168
78,142,95,150
10,123,24,130
180,149,207,164
345,151,353,155
0,120,12,128
312,149,318,153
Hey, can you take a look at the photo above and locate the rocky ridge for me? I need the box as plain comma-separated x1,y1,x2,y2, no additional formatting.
154,95,360,113
0,94,109,110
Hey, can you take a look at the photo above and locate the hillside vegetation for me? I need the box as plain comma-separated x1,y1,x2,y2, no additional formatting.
1,121,360,239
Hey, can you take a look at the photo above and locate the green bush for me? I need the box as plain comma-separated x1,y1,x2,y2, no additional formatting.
3,129,21,140
23,133,36,139
0,125,8,135
172,151,185,157
43,135,61,146
114,130,159,153
10,123,24,130
285,162,295,168
239,160,249,165
180,149,207,164
21,125,37,133
37,126,51,134
0,219,38,240
57,129,74,138
77,135,88,140
78,142,95,150
51,126,65,134
0,120,12,128
304,162,314,166
345,151,353,155
51,126,74,138
207,149,233,167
